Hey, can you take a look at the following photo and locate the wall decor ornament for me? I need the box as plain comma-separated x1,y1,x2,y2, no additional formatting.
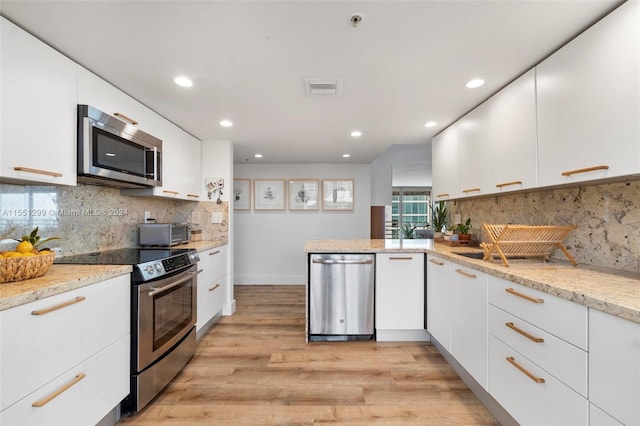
322,179,354,210
233,179,251,210
288,179,319,210
254,179,286,210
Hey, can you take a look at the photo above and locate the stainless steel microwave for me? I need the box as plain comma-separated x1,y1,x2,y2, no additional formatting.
139,223,190,247
77,104,162,188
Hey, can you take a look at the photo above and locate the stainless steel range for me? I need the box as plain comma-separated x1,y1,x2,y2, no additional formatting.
55,247,200,413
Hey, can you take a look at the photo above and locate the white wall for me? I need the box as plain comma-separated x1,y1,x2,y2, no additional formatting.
233,163,371,285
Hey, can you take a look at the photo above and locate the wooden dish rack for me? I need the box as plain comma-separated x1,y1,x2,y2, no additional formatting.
480,224,577,267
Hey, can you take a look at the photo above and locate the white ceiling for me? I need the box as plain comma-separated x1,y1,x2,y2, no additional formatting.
0,0,622,164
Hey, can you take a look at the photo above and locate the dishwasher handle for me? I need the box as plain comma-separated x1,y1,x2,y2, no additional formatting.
312,258,374,265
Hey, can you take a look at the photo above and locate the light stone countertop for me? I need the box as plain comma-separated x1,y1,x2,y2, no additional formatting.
304,239,640,324
0,264,132,311
0,240,228,311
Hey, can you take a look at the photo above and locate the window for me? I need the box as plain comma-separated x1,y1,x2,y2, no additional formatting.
389,188,431,239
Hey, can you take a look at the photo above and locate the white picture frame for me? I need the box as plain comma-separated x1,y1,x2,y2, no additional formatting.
322,179,354,211
288,179,319,211
254,179,286,210
233,179,251,210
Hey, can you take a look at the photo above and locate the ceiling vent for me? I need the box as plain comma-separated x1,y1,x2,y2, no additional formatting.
304,79,342,96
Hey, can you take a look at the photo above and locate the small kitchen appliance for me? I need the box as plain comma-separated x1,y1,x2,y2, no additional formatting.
55,247,200,414
139,223,190,247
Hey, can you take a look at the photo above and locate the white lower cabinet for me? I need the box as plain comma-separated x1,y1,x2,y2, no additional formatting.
196,245,229,338
589,308,640,426
375,253,424,336
489,335,588,425
450,265,488,390
0,274,130,425
0,336,129,426
426,255,452,351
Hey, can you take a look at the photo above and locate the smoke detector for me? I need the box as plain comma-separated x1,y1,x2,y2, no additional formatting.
304,79,342,96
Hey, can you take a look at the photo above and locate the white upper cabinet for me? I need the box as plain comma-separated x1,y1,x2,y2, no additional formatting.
536,1,640,186
0,17,77,186
431,123,459,201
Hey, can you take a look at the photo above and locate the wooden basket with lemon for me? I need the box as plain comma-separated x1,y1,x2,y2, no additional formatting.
0,227,59,283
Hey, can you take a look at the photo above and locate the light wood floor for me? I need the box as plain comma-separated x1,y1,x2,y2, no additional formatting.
119,285,498,425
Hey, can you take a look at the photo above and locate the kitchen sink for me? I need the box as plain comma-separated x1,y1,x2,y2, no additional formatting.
452,251,485,259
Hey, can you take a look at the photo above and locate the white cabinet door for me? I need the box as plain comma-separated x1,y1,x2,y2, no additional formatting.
483,69,538,194
450,265,488,389
431,123,459,201
457,106,489,198
0,336,129,426
0,274,130,411
197,246,229,336
589,309,640,426
0,17,77,186
375,253,424,330
590,403,624,426
426,255,452,351
536,1,640,187
77,66,161,135
489,335,588,426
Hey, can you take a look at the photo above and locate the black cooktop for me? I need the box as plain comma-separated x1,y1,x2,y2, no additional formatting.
54,247,193,266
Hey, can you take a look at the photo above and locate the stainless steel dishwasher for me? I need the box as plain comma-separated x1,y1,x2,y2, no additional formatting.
308,253,375,341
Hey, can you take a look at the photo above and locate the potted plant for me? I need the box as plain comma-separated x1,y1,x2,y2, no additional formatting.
450,218,472,242
432,201,447,238
401,223,417,239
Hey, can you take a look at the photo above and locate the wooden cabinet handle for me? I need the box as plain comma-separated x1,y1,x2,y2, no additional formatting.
187,194,200,198
31,296,86,316
505,322,544,343
13,167,62,178
113,112,138,125
506,357,545,383
32,373,86,407
496,180,522,188
389,257,413,260
561,165,609,176
436,193,449,198
505,288,544,304
462,188,481,194
429,259,444,266
455,269,476,279
209,284,221,292
209,250,221,256
163,190,179,195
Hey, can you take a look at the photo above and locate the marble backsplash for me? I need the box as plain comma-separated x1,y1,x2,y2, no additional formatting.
0,183,228,256
450,179,640,273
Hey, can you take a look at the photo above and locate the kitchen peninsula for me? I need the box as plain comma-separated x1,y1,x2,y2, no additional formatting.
305,238,640,426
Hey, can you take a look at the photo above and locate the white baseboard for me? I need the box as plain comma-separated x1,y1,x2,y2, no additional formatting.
376,329,430,342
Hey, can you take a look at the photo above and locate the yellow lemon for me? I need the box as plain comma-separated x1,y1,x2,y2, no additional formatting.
21,252,36,257
5,252,23,258
16,241,34,253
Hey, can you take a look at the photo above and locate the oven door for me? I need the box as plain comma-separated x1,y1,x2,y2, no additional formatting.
136,265,196,372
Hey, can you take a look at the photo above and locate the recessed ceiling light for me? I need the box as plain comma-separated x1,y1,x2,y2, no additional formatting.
424,121,437,128
219,119,233,127
342,154,351,158
254,154,263,158
465,79,485,89
350,130,362,138
174,76,193,87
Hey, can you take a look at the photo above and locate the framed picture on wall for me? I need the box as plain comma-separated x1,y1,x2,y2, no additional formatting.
288,179,319,210
254,179,286,210
233,179,251,210
322,179,354,211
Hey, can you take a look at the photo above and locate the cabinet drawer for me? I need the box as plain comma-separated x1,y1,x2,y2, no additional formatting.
489,304,587,397
201,246,228,282
197,273,227,332
488,276,587,350
489,335,588,426
0,275,130,410
1,335,129,426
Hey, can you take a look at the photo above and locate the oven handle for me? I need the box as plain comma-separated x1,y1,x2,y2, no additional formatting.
146,269,194,297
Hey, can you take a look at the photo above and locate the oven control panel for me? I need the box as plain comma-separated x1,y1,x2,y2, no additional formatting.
137,251,200,281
